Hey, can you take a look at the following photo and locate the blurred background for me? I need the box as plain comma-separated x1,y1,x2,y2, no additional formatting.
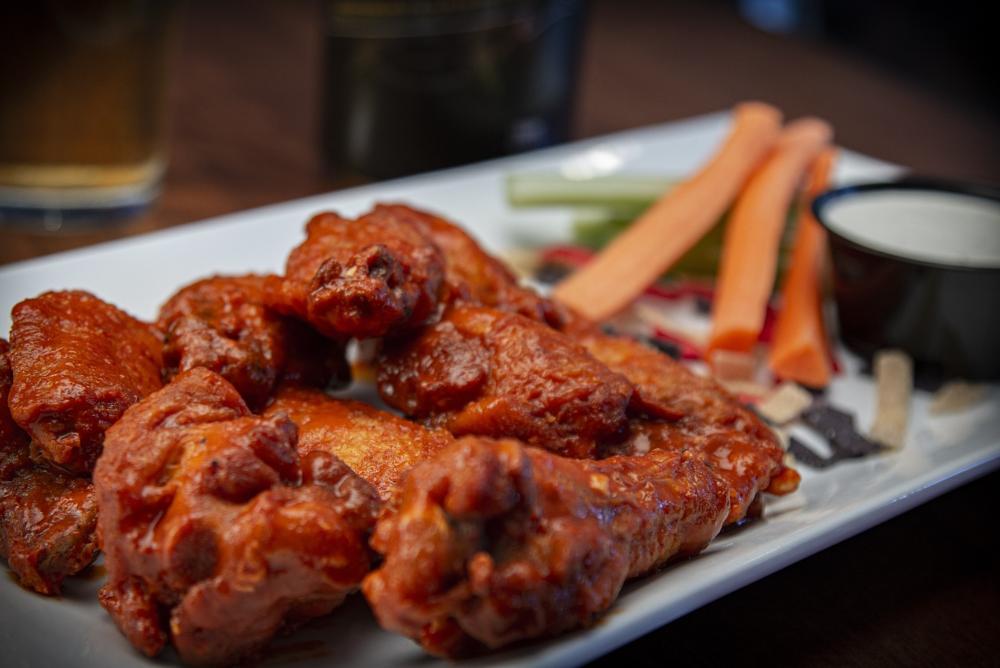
1,0,997,264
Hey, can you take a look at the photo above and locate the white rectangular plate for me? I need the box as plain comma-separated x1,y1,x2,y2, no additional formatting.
1,112,998,668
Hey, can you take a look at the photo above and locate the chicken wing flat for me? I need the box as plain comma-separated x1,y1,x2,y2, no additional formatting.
364,437,729,657
377,305,634,458
274,208,445,339
579,332,800,523
158,274,348,410
1,339,98,595
8,290,163,473
375,203,566,326
95,368,379,665
0,463,98,595
263,384,452,501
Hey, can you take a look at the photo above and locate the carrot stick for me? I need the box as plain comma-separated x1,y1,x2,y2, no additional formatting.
768,148,838,387
706,117,833,359
553,101,783,321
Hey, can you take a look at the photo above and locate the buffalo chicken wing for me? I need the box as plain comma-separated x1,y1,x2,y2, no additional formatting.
377,203,566,326
377,305,634,458
273,203,568,342
8,291,163,474
1,339,98,595
364,437,729,657
95,368,379,665
274,208,445,339
158,274,348,410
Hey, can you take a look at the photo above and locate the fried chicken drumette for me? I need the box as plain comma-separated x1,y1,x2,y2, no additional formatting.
95,368,379,665
0,339,98,595
377,305,634,458
158,274,348,410
364,437,730,657
264,384,453,501
272,202,571,343
8,290,163,474
273,208,445,339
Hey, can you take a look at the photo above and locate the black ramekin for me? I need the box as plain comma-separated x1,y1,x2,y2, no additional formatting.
812,178,1000,381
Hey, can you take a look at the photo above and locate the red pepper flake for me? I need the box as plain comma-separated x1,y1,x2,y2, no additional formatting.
757,302,779,344
642,280,715,302
829,347,843,375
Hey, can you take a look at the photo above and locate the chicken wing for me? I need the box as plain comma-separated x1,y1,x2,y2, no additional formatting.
0,339,98,595
274,208,445,339
578,332,800,523
158,274,348,410
0,464,98,595
376,203,567,326
8,291,163,473
365,326,797,656
364,437,729,657
263,384,453,500
377,305,634,458
95,368,379,665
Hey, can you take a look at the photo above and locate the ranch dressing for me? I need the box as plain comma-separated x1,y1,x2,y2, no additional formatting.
823,189,1000,269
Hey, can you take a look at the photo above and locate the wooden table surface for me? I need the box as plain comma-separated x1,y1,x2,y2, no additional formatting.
2,1,998,665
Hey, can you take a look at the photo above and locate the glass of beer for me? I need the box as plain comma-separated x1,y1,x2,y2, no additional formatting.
0,1,174,229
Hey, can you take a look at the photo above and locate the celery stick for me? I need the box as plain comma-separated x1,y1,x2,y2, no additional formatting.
517,171,801,281
572,217,633,250
571,205,650,224
506,172,675,208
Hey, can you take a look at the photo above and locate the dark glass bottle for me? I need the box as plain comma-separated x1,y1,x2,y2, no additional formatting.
320,0,587,180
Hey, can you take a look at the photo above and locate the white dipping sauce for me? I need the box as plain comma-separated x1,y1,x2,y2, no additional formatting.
823,189,1000,268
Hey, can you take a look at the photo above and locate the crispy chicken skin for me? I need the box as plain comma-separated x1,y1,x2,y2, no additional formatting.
377,305,634,458
8,290,163,474
274,208,445,339
158,275,349,410
1,339,98,595
364,437,729,657
95,368,379,665
264,384,453,501
579,332,800,523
